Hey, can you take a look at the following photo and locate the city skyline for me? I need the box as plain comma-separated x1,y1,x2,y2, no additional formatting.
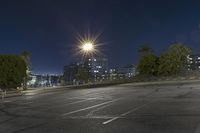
1,0,200,74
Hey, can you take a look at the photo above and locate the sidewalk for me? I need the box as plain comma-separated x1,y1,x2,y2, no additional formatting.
122,79,200,86
2,79,200,99
1,83,112,98
0,86,68,98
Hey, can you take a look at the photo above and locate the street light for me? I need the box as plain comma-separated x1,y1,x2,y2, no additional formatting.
76,33,102,58
82,42,94,52
75,33,103,83
79,41,97,57
79,41,96,84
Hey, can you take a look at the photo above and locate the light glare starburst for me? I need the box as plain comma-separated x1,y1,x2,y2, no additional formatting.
82,42,94,51
75,32,103,58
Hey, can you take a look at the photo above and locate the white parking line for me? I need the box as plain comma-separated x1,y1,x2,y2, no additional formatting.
45,99,93,110
87,103,114,117
61,98,121,117
2,100,11,103
65,115,115,119
67,99,93,105
68,91,108,99
102,102,151,125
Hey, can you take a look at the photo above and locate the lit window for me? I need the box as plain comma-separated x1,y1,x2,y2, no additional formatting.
94,70,99,73
96,66,102,68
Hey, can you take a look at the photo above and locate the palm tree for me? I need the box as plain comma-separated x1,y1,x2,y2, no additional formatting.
139,44,153,55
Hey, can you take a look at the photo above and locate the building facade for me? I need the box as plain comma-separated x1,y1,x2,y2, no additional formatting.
109,68,118,80
187,54,200,71
117,64,136,79
27,74,61,87
63,63,79,85
87,57,108,81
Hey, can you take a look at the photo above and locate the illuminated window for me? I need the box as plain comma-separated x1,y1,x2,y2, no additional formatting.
96,66,102,68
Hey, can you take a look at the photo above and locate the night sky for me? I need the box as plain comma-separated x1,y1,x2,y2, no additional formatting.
1,0,200,74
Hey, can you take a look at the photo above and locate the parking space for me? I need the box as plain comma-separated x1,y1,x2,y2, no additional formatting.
1,82,200,132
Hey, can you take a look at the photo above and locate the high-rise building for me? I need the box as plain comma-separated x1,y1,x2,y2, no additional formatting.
87,57,108,81
63,63,79,85
117,64,136,79
109,68,118,80
63,57,109,84
187,54,200,71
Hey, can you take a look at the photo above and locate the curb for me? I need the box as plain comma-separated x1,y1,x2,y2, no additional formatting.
2,79,200,99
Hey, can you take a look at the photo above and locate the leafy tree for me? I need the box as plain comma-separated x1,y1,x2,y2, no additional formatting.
60,75,65,86
0,55,27,98
138,54,159,76
139,44,153,55
21,51,31,89
138,45,159,76
76,67,90,84
22,51,31,68
158,43,192,76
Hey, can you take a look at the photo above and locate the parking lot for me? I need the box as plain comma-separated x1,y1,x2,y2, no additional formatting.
1,81,200,133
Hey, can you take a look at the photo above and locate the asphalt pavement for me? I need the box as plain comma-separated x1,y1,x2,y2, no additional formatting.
1,81,200,133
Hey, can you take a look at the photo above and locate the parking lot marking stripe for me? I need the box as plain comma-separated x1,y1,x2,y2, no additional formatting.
68,91,108,99
87,103,114,117
61,98,121,117
41,99,94,111
102,102,151,125
67,99,92,105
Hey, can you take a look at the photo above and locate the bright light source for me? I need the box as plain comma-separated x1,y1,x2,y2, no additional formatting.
75,32,104,58
82,42,94,51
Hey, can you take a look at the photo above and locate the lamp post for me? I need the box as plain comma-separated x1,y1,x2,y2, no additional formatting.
80,41,95,84
80,41,95,66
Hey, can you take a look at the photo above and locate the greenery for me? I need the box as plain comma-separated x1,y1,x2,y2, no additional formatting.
0,55,27,92
158,43,192,76
138,54,159,76
21,51,31,69
138,44,159,76
76,66,90,84
139,44,153,55
137,43,192,77
21,51,31,89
